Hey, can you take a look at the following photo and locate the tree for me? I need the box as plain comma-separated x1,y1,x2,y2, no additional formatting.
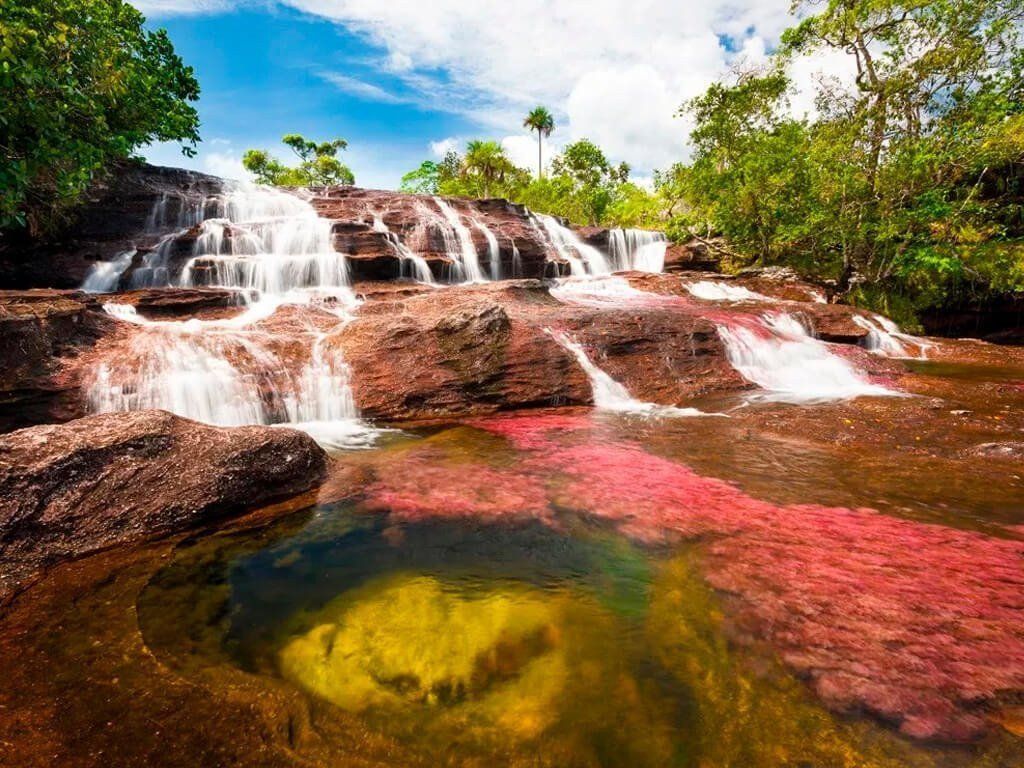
400,161,440,194
676,0,1024,325
523,106,555,178
242,134,354,187
550,139,631,224
0,0,200,235
460,140,515,198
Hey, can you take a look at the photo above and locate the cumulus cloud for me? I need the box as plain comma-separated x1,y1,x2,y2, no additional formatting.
429,137,459,158
137,0,859,173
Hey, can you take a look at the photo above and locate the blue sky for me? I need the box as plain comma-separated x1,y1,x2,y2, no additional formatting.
137,1,845,189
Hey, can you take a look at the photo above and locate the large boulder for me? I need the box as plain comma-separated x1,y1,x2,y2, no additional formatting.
0,410,327,598
332,280,745,421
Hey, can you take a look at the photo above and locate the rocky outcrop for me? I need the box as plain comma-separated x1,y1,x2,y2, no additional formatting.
0,163,226,289
0,290,115,432
107,287,245,320
333,280,746,421
0,410,327,598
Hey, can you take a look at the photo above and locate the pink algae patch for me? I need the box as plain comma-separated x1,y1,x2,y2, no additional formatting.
361,413,1024,741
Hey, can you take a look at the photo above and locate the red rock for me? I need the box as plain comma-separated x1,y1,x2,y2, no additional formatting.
0,410,327,599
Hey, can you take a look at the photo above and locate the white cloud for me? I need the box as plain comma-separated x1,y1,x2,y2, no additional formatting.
136,0,858,173
318,72,407,104
274,0,802,171
132,0,236,15
429,137,459,158
201,150,250,181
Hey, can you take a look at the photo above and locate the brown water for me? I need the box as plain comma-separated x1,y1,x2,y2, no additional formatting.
1,354,1023,767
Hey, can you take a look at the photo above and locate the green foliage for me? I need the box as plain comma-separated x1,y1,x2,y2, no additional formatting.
399,161,440,194
242,134,354,186
677,0,1024,319
523,106,555,178
0,0,200,235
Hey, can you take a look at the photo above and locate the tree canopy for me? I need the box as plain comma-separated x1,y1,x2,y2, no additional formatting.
0,0,200,235
243,135,355,187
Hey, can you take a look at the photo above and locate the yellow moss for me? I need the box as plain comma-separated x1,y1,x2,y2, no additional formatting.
279,575,561,716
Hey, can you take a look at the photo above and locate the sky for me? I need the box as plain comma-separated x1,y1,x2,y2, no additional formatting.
136,0,848,189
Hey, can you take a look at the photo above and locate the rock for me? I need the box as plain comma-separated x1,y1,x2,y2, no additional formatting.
331,280,745,421
106,287,246,320
0,290,115,432
664,240,722,272
968,441,1024,459
0,163,226,289
0,410,327,598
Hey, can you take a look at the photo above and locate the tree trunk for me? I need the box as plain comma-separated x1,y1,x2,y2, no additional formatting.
537,133,543,179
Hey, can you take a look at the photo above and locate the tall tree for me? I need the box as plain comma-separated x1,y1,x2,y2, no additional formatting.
461,140,514,197
242,135,354,186
0,0,200,235
523,107,555,178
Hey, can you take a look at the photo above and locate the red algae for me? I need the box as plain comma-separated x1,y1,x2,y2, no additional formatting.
360,413,1024,742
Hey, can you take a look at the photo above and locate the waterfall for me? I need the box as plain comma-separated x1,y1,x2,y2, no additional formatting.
717,313,901,404
84,185,379,449
685,281,771,302
607,229,667,272
547,329,713,417
474,219,502,280
82,250,136,294
853,314,931,359
372,215,434,283
533,214,609,276
549,275,679,308
432,197,485,282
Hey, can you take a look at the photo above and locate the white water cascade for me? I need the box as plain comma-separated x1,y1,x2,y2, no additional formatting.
685,281,771,303
432,196,486,282
853,314,931,359
372,214,434,283
82,249,136,293
84,186,379,449
717,313,901,404
474,219,502,280
547,330,713,417
607,229,668,273
533,214,610,276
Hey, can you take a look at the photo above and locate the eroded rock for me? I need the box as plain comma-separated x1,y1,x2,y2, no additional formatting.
0,410,326,598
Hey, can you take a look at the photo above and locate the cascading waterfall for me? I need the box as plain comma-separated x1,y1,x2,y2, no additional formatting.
432,196,486,282
84,185,378,449
607,228,667,273
547,329,713,416
717,312,901,404
474,219,502,280
82,250,136,294
372,214,434,283
853,314,931,359
685,281,771,302
533,214,609,276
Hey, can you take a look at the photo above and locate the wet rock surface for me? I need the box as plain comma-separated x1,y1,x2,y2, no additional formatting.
0,410,327,599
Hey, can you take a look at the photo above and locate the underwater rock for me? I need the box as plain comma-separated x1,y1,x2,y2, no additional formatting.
0,410,326,598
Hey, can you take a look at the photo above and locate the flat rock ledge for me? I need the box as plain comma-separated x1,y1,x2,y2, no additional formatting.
0,410,327,599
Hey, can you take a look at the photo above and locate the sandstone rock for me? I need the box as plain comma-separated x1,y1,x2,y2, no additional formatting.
107,287,246,320
0,410,327,598
0,290,115,432
331,280,746,421
0,163,225,289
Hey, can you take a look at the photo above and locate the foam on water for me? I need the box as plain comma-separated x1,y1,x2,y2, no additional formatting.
686,281,772,303
853,314,932,360
717,313,901,404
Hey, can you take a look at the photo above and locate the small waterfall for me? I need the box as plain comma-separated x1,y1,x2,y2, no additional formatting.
717,312,900,403
550,275,678,308
82,250,136,294
547,329,712,417
85,185,379,449
685,281,771,302
607,229,667,272
372,215,434,283
474,219,502,280
853,314,931,359
432,197,485,282
533,214,609,276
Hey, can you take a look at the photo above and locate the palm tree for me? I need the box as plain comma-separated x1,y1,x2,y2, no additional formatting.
523,106,555,179
462,140,514,197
